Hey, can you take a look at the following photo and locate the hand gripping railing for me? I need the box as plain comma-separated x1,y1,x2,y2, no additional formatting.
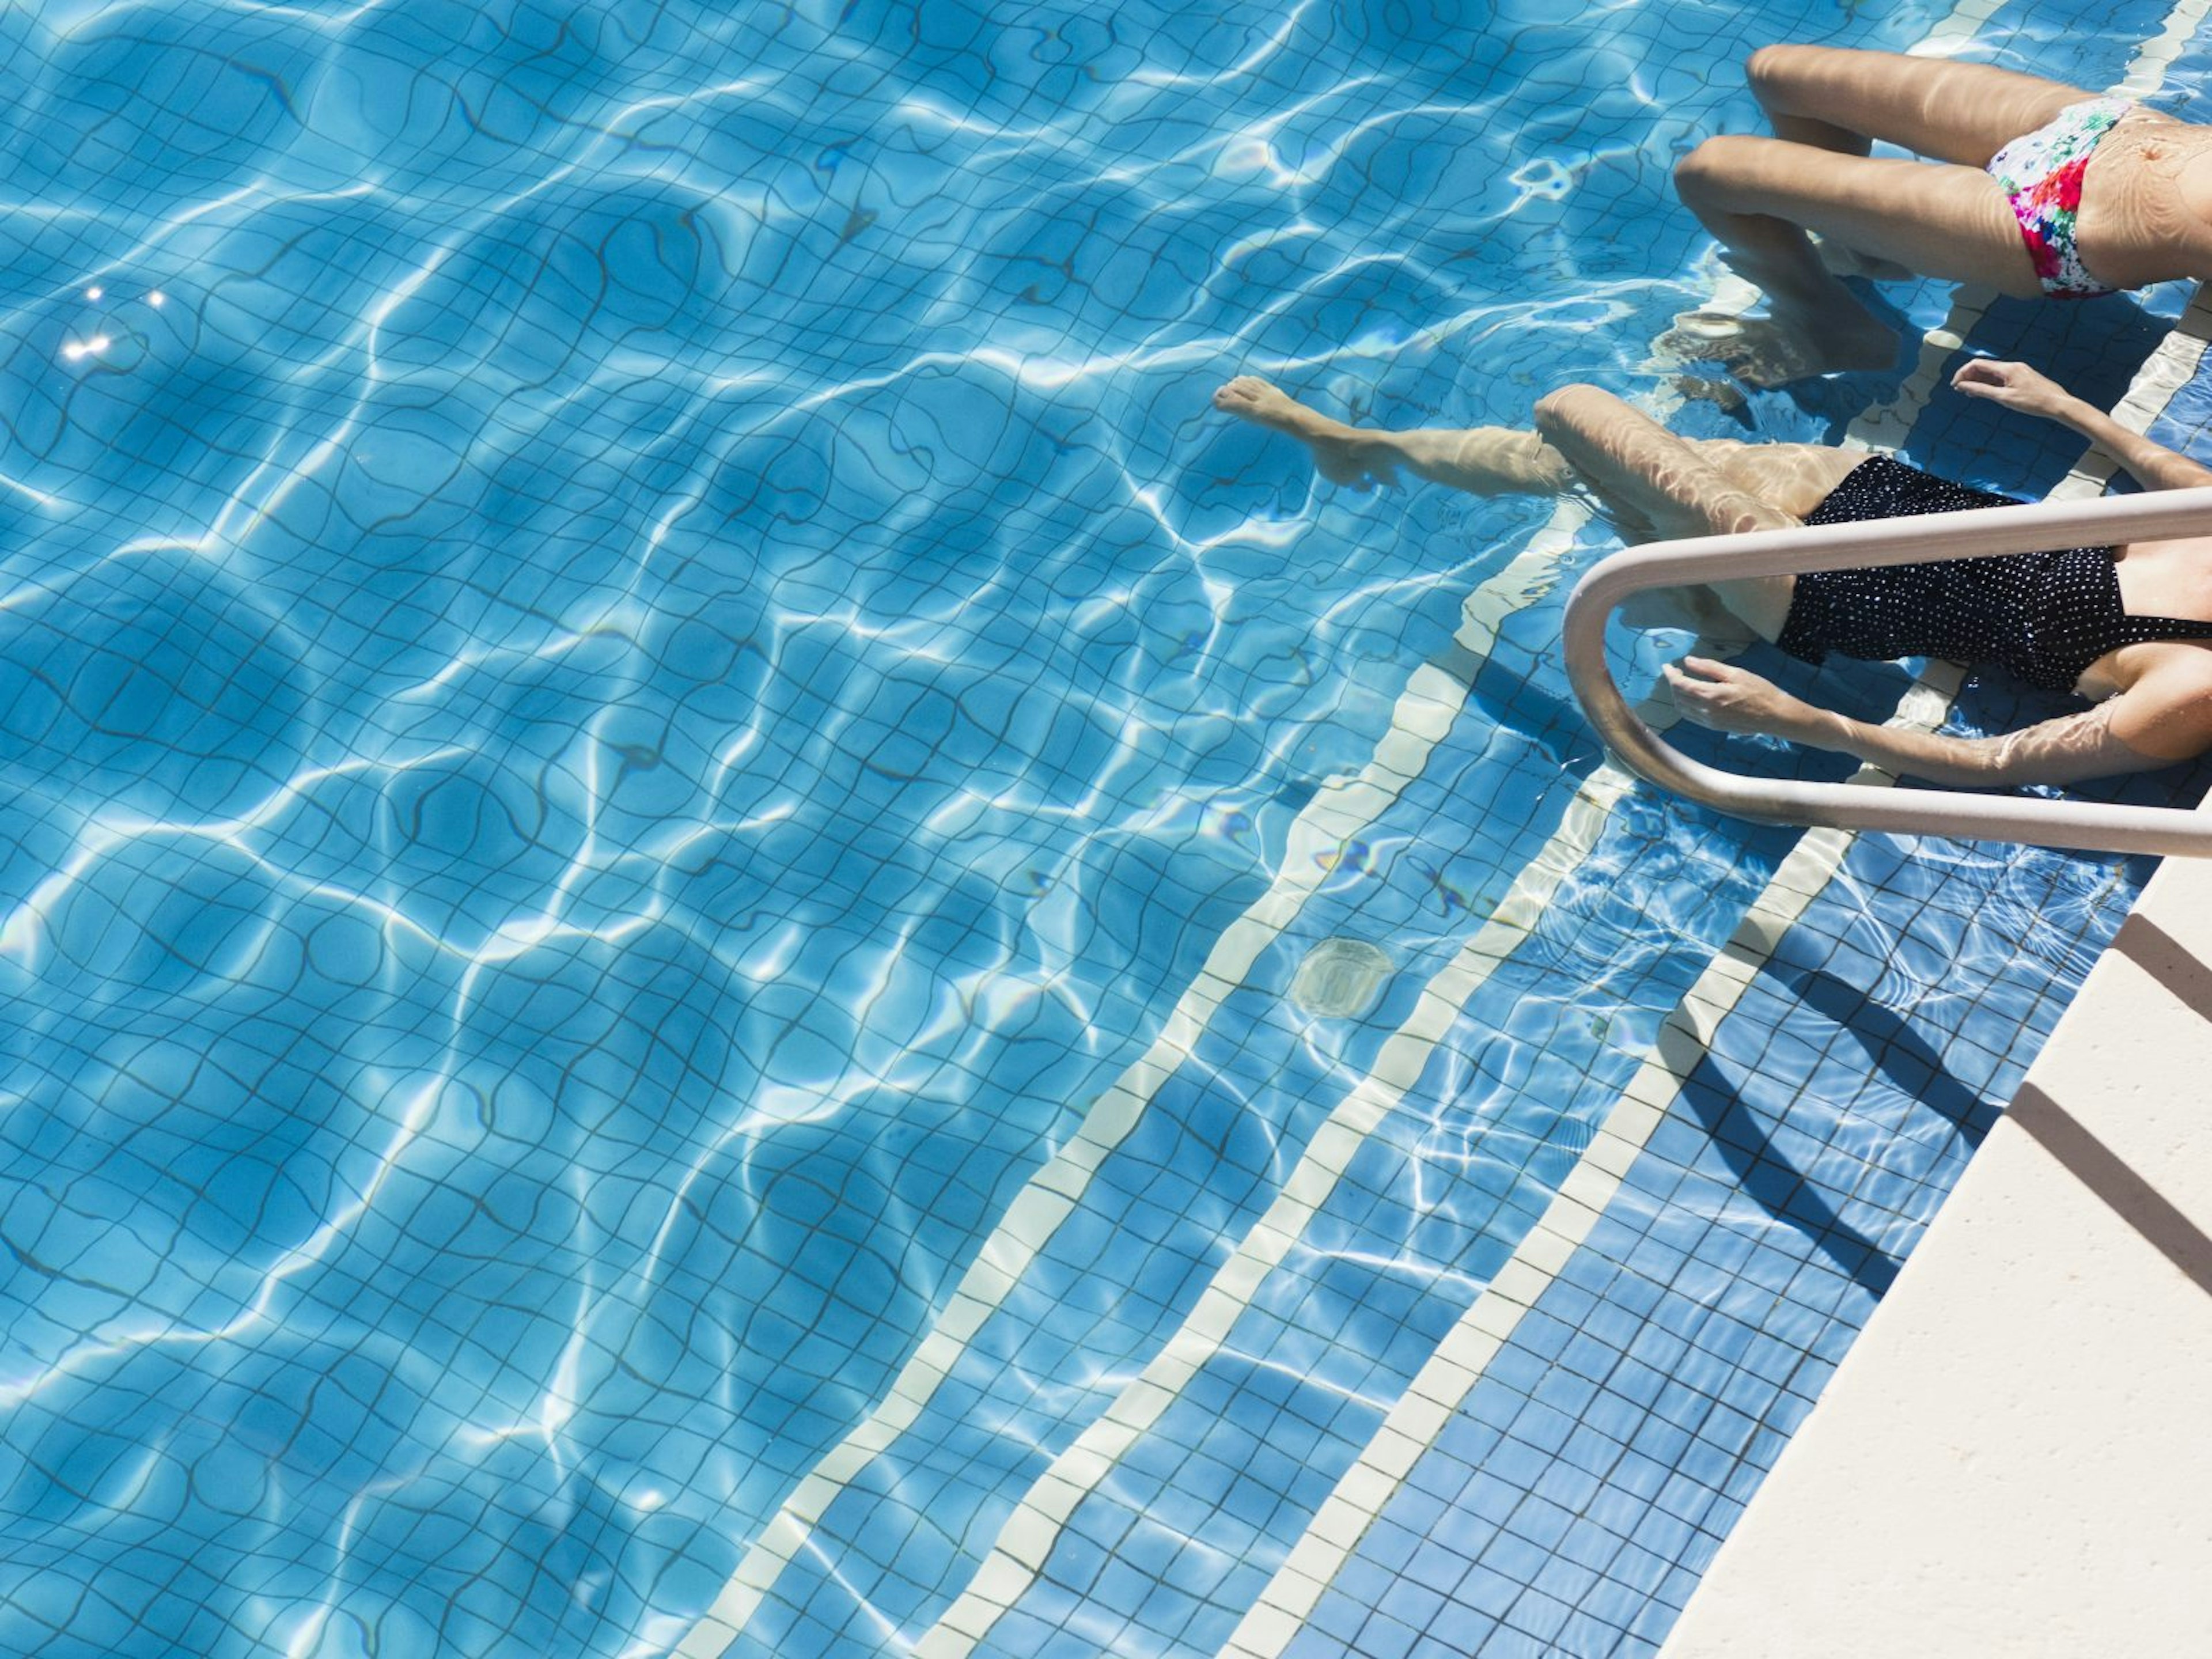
1560,483,2212,857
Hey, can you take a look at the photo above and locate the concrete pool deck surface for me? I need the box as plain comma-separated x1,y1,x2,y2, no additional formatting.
1661,847,2212,1657
1660,302,2212,1659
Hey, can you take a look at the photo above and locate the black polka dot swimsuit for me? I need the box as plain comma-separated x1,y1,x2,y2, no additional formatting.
1776,455,2212,693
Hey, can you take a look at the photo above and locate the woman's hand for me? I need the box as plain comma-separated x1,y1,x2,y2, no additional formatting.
1661,656,1831,742
1955,355,2212,490
1951,357,2071,419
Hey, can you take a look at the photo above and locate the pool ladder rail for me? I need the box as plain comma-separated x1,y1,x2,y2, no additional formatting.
1561,484,2212,857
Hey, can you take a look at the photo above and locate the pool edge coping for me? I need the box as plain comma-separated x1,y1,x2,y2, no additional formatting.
1658,283,2212,1659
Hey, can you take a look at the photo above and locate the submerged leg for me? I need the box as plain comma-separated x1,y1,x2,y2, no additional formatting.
1532,384,1816,640
1669,137,2038,383
1211,376,1574,494
1210,377,1877,640
1664,44,2081,385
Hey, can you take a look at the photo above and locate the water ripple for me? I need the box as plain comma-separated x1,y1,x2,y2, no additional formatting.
0,0,2137,1654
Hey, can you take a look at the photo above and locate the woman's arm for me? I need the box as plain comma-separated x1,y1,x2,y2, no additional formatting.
1663,654,2212,787
1952,358,2212,491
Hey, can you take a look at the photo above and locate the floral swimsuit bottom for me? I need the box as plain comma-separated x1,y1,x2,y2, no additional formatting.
1985,96,2135,298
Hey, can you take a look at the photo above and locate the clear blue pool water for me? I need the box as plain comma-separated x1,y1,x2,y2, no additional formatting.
0,1,2203,1656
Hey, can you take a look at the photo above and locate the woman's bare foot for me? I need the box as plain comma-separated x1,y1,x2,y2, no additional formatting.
1213,376,1386,485
1655,308,1898,387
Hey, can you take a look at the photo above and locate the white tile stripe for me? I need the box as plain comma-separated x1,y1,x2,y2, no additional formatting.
912,723,1688,1658
2119,0,2212,93
1222,20,2212,1652
902,86,2027,1659
908,105,2012,1659
1843,287,1993,456
1906,0,2023,57
673,490,1608,1657
1211,709,1957,1659
686,17,2212,1648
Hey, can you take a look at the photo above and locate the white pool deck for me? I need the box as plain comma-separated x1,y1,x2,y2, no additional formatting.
1661,309,2212,1658
1662,848,2212,1657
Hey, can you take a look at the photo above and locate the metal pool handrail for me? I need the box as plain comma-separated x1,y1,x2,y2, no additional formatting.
1560,484,2212,857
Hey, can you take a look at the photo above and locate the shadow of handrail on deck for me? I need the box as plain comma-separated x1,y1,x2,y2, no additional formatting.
2009,1082,2212,1300
1680,965,2000,1300
2113,914,2212,1023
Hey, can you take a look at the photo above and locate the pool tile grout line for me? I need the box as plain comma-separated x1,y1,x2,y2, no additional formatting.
677,482,1618,1655
683,20,2212,1654
906,257,1995,1653
1214,725,1947,1659
1224,21,2212,1654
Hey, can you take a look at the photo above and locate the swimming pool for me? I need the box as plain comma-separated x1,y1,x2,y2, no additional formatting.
1,1,2204,1656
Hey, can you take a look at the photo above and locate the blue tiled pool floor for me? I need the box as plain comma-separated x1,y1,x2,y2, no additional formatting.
1,1,2206,1656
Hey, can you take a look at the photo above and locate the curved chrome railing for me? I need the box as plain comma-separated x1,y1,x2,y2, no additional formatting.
1560,483,2212,857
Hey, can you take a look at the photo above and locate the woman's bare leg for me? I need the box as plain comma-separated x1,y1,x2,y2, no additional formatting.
1670,46,2081,382
1744,44,2089,165
1212,376,1867,643
1679,138,2040,287
1211,376,1574,493
1671,139,2039,381
1531,384,1835,640
1213,373,1858,513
